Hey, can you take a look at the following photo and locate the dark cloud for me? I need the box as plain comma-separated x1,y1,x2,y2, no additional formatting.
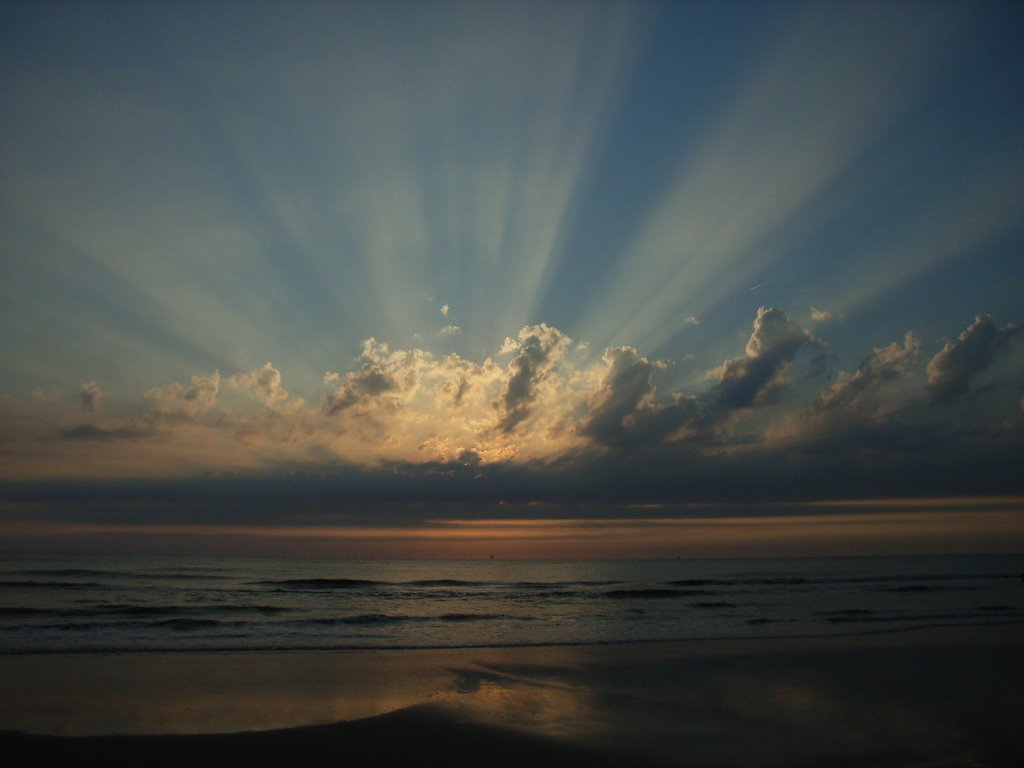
59,423,151,441
581,347,699,448
580,347,656,444
325,367,399,414
816,332,920,413
926,315,1021,403
712,307,817,410
9,419,1023,528
323,339,414,415
497,324,571,433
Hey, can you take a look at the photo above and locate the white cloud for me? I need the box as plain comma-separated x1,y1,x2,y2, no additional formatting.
439,324,462,336
441,304,450,317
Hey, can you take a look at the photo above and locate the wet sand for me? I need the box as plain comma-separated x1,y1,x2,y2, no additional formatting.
2,625,1022,767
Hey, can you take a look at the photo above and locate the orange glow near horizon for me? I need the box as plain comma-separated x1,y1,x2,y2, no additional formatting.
3,497,1023,559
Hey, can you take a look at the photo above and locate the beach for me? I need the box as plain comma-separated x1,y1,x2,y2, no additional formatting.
2,624,1022,767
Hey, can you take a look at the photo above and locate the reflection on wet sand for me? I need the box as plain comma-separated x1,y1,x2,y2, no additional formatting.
1,626,1021,766
440,628,1021,766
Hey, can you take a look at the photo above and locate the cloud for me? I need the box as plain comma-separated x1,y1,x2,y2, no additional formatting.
809,307,836,322
496,324,573,433
439,324,462,336
926,315,1021,403
227,363,288,408
712,307,817,410
581,347,701,450
144,372,221,419
580,347,658,444
441,304,450,317
79,380,102,412
5,308,1023,504
685,315,699,325
324,339,410,415
816,332,920,414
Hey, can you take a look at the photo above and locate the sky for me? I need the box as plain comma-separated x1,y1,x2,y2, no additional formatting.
1,0,1023,558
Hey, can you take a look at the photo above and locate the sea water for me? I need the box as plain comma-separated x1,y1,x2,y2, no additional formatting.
1,553,1021,653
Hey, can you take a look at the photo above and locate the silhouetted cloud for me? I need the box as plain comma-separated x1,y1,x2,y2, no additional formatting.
816,332,920,413
581,347,658,444
926,315,1021,402
579,347,699,447
497,324,572,433
712,307,817,410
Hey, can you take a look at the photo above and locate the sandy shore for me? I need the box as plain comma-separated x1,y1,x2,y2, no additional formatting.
2,625,1022,767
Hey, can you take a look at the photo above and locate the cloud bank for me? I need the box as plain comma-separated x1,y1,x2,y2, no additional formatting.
1,309,1021,513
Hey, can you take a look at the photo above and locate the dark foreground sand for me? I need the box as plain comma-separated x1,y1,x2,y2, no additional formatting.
2,625,1022,767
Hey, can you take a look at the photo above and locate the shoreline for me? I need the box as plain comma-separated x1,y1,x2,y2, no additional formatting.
2,623,1022,766
2,617,1020,657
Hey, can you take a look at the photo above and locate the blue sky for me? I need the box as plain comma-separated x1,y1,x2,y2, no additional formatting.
1,1,1022,556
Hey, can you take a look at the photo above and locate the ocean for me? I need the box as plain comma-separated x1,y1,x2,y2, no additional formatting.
1,553,1022,654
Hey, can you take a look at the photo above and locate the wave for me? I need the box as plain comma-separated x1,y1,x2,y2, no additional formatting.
273,612,514,628
11,568,132,578
252,577,628,591
820,610,1024,624
297,613,406,626
0,580,104,589
439,613,507,622
0,604,292,622
869,585,976,593
7,568,231,581
665,572,1016,589
100,603,291,617
602,588,709,599
256,578,383,589
154,618,224,631
0,607,50,617
1,617,247,633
